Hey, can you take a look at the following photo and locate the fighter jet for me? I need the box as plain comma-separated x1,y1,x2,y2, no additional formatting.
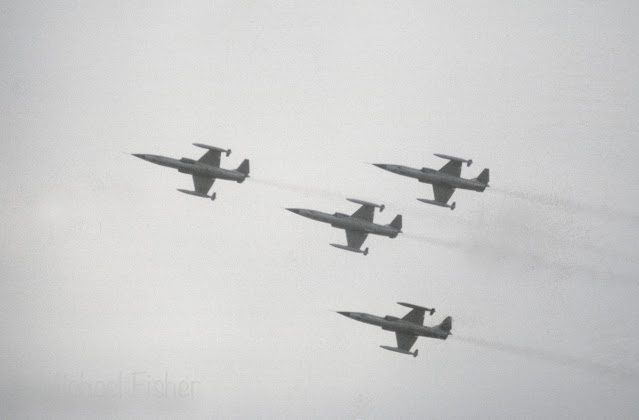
133,143,249,200
373,154,489,210
286,198,402,255
337,302,452,357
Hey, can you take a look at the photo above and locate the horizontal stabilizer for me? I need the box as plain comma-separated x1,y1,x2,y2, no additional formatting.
417,198,455,210
330,244,368,256
177,189,216,201
192,143,231,156
397,302,435,316
434,153,472,167
380,346,418,357
347,198,384,212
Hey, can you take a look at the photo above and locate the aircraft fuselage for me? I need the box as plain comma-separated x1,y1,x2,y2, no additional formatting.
338,311,449,340
133,154,246,182
287,209,400,238
376,164,485,192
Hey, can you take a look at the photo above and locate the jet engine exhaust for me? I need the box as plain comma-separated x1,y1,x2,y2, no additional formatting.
454,335,639,381
249,177,345,200
492,186,639,224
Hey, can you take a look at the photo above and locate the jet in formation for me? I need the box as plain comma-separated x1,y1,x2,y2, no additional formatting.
337,302,452,357
374,154,489,210
287,198,402,255
133,143,249,200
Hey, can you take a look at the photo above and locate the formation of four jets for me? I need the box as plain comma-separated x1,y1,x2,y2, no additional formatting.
133,143,489,356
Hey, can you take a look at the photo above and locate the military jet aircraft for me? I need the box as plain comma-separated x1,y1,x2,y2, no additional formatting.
286,198,402,255
337,302,452,357
133,143,249,200
374,154,489,210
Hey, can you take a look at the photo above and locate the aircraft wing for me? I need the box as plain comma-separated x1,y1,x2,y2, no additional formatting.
198,150,222,167
193,175,215,195
438,160,462,177
433,184,455,204
346,230,368,250
351,204,375,222
396,332,418,352
401,308,425,325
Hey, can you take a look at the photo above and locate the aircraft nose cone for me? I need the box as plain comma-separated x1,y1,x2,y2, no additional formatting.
132,153,146,160
286,208,302,215
337,311,352,317
372,163,388,170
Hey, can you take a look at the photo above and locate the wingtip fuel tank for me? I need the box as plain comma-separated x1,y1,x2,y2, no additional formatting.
346,198,385,212
192,143,231,156
380,345,419,357
177,189,216,200
417,198,456,210
330,244,369,255
397,302,435,315
434,153,472,167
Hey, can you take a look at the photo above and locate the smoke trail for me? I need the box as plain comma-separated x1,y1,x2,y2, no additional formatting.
248,177,345,200
403,192,636,263
249,177,637,273
454,335,639,381
403,233,636,282
493,186,639,224
402,233,468,250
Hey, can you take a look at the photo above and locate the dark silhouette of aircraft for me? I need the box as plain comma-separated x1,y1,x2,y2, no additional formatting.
337,302,452,357
374,154,489,210
133,143,249,200
287,198,402,255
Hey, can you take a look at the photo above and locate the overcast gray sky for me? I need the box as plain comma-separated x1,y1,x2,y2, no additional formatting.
1,1,638,418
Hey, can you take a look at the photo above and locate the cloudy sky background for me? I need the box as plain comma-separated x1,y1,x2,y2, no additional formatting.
1,1,638,418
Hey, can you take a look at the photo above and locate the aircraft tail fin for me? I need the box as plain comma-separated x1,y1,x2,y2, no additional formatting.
475,168,489,185
388,214,402,231
237,159,250,176
437,316,452,334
